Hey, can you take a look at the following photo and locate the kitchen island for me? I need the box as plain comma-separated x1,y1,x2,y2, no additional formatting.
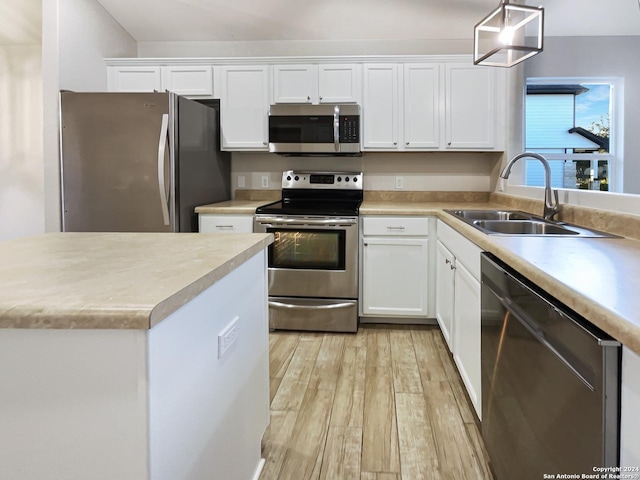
0,232,273,480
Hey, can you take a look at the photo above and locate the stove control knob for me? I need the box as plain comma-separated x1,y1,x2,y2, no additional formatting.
345,177,350,182
286,175,292,181
294,175,299,181
337,176,342,182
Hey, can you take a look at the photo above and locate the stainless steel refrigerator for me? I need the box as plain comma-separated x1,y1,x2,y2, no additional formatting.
60,92,230,232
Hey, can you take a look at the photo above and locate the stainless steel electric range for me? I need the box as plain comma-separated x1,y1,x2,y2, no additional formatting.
254,170,363,332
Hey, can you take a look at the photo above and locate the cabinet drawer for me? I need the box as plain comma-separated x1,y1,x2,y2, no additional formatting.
199,214,253,233
362,216,429,236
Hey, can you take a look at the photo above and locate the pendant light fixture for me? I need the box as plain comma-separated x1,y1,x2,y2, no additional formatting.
474,0,544,67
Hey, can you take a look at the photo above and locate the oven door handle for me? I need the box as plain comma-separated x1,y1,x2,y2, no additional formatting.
269,300,355,310
255,217,357,226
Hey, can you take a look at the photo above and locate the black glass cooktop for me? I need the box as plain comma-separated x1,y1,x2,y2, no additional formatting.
256,199,361,217
255,188,363,217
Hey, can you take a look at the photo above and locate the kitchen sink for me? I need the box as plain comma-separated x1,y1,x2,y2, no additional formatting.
473,219,578,235
447,210,532,221
444,209,618,238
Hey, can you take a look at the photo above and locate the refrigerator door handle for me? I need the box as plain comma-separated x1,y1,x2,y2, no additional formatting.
157,113,170,226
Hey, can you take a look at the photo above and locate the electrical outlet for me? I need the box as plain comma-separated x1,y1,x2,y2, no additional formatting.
237,175,246,188
395,176,404,189
218,317,240,359
261,175,269,188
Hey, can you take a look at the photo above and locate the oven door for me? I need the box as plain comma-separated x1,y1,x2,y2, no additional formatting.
254,215,358,299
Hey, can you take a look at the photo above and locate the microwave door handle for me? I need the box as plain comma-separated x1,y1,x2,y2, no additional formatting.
334,105,340,152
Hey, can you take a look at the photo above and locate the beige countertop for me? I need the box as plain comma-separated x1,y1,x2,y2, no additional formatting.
361,199,640,355
193,194,640,352
0,232,273,330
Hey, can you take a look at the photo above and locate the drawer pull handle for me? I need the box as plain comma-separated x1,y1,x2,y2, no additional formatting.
216,225,234,228
387,226,405,230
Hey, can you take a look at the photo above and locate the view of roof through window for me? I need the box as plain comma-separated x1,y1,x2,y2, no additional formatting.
525,82,612,191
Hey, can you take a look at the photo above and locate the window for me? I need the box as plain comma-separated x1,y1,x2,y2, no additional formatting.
524,79,620,192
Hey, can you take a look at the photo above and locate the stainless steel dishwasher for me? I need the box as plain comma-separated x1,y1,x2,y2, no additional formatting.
481,253,621,480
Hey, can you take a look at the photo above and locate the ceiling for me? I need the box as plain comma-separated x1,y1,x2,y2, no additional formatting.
95,0,640,43
1,0,639,47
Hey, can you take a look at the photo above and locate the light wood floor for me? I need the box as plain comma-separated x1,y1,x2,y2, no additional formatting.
260,324,493,480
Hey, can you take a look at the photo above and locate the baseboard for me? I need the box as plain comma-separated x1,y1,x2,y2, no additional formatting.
251,458,266,480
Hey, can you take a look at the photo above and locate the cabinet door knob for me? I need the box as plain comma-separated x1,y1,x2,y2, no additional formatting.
393,142,398,146
307,95,311,101
319,96,323,100
448,141,452,146
406,142,410,145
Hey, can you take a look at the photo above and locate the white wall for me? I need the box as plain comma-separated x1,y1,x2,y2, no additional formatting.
0,46,44,241
138,39,472,58
499,36,640,215
42,0,137,233
58,0,136,91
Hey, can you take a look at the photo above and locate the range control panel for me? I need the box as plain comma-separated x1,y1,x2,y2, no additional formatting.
281,170,363,190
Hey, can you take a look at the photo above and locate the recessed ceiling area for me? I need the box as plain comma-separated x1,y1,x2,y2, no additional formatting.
95,0,640,43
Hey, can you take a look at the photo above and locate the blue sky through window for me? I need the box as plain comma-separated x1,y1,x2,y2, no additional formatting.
575,84,610,128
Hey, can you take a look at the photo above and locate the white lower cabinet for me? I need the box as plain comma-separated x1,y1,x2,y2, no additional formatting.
452,260,481,416
198,214,253,233
436,219,482,418
435,240,455,350
360,216,432,318
0,251,269,480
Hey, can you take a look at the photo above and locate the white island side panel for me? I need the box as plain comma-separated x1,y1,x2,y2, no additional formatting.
148,249,269,480
0,328,149,480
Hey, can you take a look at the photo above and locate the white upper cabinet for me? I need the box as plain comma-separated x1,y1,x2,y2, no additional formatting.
318,64,361,103
107,66,214,96
403,63,440,149
219,65,270,151
445,64,501,150
362,61,504,152
272,65,317,103
363,63,440,151
105,55,506,152
362,64,400,150
107,66,162,93
160,66,214,96
272,64,360,104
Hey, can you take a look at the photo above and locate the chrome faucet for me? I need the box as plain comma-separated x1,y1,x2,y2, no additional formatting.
500,152,560,221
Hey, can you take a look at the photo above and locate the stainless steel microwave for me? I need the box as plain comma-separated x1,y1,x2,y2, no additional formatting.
268,104,361,155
